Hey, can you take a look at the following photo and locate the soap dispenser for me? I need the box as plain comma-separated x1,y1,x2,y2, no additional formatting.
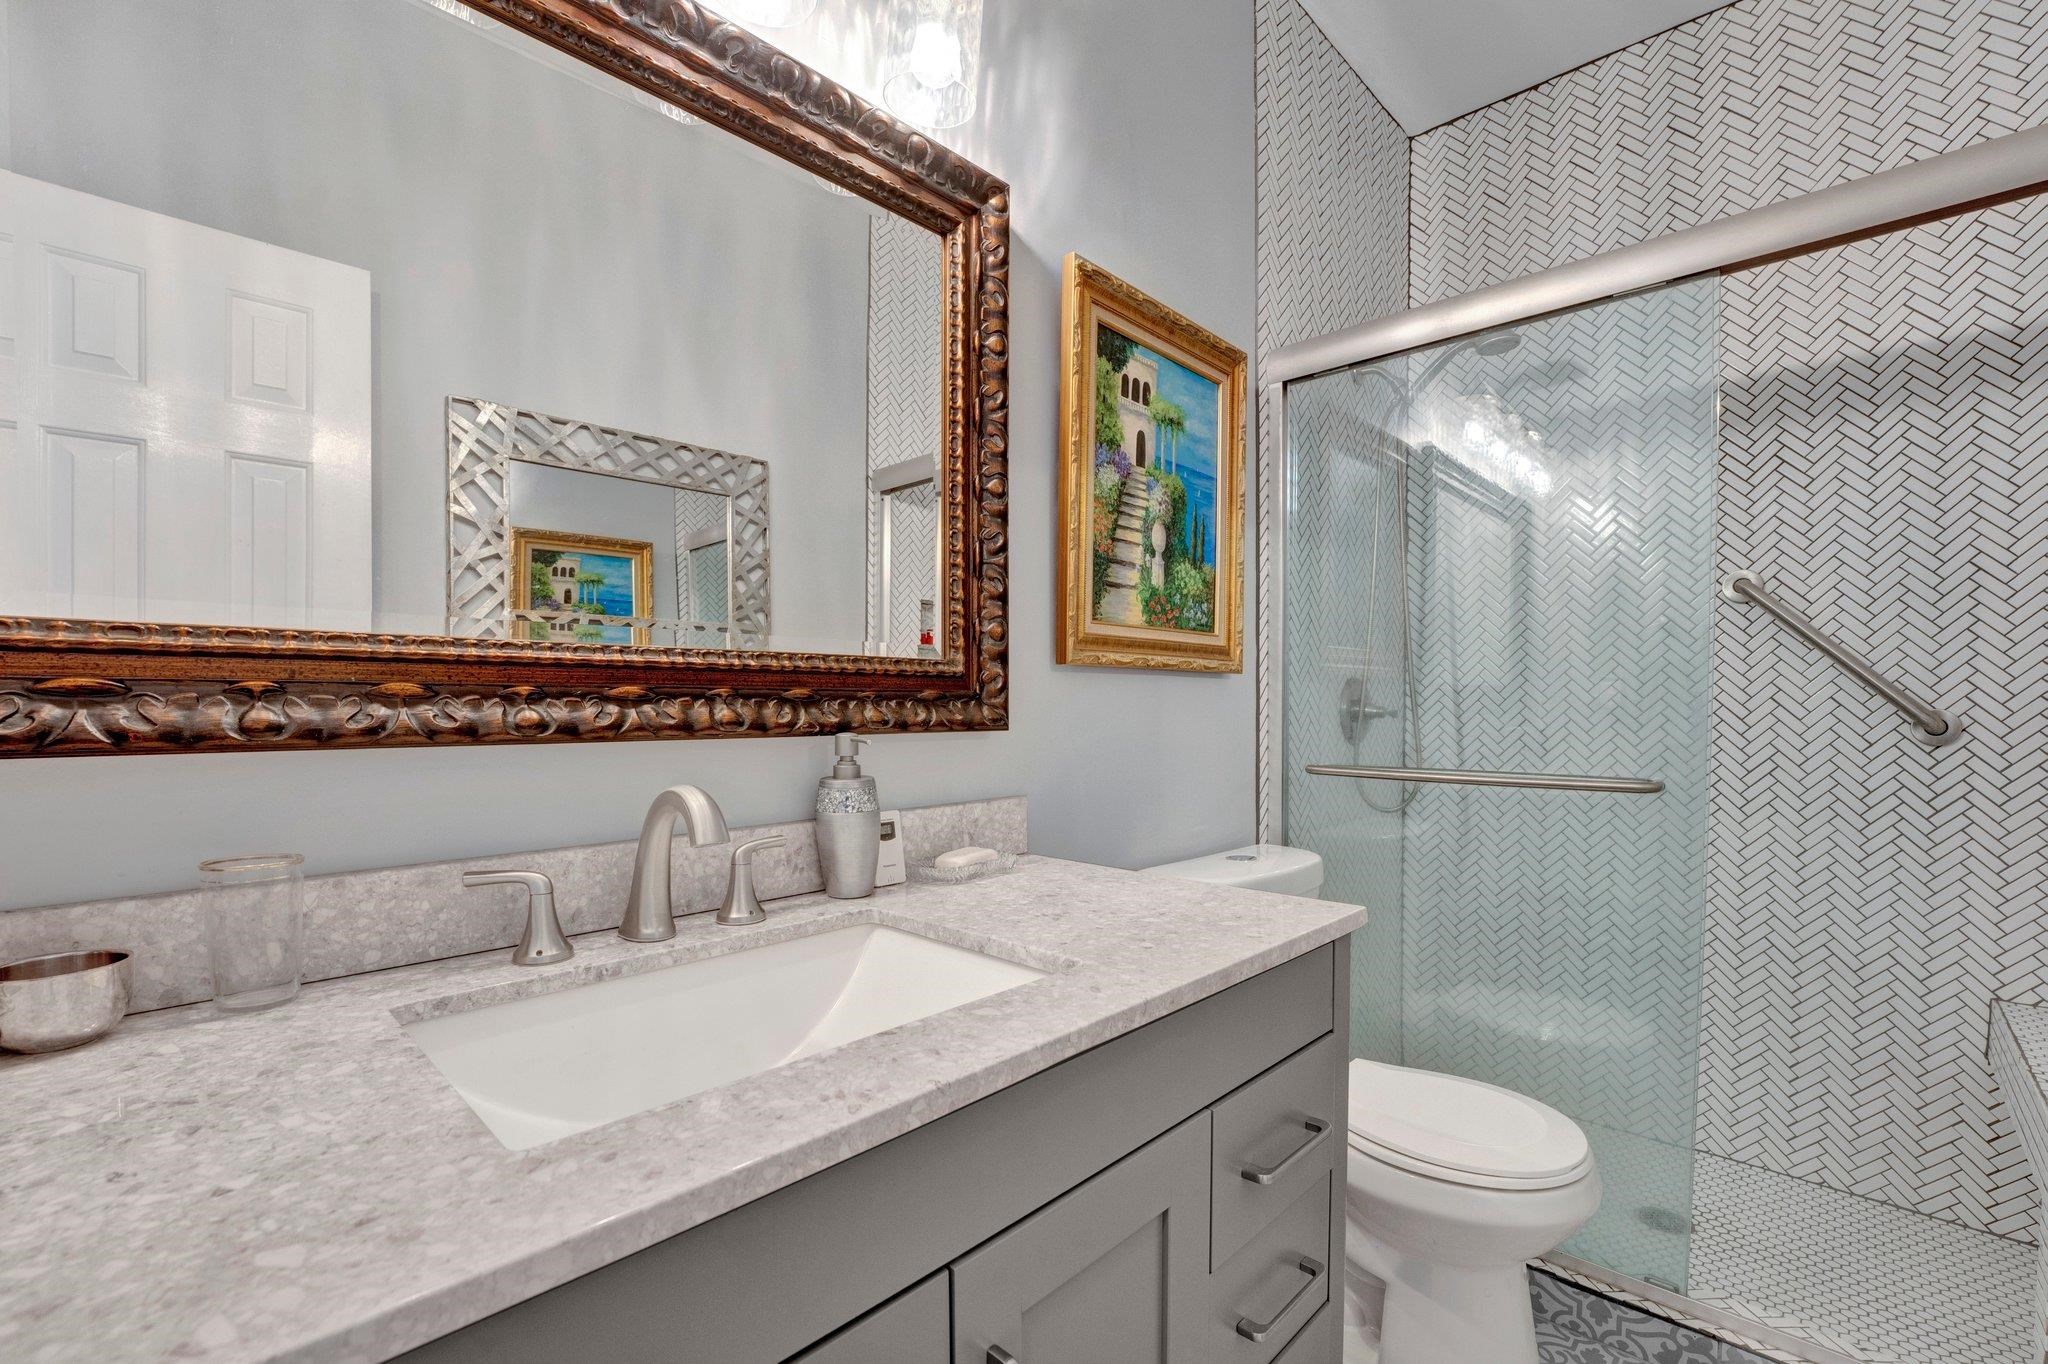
815,733,880,899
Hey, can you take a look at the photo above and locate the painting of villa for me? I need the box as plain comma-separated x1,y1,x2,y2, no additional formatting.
1090,322,1222,634
1059,254,1244,672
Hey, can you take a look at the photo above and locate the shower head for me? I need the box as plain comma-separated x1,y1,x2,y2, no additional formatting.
1399,330,1524,394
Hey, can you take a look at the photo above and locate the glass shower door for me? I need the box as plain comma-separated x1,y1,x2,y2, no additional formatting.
1280,276,1718,1290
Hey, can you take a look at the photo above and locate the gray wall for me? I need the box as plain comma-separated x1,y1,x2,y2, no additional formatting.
2,0,873,647
0,0,1258,911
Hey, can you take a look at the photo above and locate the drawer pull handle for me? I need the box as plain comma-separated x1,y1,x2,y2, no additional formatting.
988,1348,1020,1364
1235,1255,1327,1342
1240,1118,1330,1185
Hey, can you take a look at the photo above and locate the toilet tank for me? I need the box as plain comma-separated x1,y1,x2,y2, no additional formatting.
1140,844,1324,898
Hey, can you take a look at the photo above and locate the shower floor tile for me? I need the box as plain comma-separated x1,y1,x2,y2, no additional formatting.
1688,1154,2034,1364
1555,1128,2034,1362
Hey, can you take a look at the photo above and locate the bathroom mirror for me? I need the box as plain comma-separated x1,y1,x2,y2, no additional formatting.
0,0,1009,755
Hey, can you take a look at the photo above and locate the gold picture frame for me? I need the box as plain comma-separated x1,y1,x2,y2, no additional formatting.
510,527,656,647
1057,254,1246,672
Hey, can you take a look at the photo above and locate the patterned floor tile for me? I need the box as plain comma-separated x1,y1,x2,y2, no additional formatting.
1342,1269,1778,1364
1533,1270,1776,1364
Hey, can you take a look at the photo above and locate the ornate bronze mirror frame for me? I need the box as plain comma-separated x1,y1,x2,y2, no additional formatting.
0,0,1008,758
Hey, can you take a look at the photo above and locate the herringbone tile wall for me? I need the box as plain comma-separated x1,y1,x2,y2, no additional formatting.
1708,198,2048,1242
1403,0,2048,1244
1253,0,1408,850
1410,0,2048,308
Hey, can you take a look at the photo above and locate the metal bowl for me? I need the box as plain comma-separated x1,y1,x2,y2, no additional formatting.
0,950,131,1054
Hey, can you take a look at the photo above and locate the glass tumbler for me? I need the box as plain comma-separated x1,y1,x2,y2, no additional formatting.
198,854,306,1011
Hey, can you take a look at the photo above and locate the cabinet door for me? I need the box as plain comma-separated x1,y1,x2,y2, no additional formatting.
952,1114,1210,1364
790,1272,949,1363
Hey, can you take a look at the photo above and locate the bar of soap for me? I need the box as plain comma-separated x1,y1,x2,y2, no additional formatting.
934,846,998,870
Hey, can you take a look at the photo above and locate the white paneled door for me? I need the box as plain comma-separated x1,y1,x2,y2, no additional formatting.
0,170,371,628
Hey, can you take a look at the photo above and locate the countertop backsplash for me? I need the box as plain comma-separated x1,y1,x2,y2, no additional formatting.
0,796,1026,1013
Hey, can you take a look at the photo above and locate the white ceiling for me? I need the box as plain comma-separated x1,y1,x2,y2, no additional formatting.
1297,0,1742,135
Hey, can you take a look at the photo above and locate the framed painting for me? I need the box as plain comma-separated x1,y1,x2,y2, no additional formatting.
1057,254,1246,671
510,527,655,646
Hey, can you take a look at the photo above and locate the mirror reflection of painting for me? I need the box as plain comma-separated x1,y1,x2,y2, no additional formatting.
1091,323,1221,634
511,529,652,645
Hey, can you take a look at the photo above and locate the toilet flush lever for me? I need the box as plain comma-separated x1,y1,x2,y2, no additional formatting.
1241,1117,1330,1185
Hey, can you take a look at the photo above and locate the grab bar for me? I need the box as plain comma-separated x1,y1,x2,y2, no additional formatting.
1305,765,1664,794
1721,572,1958,747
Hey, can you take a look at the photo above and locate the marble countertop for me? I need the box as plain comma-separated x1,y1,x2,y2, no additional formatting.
0,857,1365,1364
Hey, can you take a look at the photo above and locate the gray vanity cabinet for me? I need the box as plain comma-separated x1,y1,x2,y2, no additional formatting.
398,942,1348,1364
789,1274,949,1363
951,1114,1211,1363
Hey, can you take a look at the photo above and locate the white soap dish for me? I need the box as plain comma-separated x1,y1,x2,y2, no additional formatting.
910,851,1019,884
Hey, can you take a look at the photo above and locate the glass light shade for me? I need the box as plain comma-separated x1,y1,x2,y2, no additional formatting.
884,0,982,130
716,0,818,27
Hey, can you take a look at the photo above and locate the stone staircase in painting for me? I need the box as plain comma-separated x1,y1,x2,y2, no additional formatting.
1096,472,1158,626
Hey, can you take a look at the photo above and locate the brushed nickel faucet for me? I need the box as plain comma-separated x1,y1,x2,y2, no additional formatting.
620,785,730,942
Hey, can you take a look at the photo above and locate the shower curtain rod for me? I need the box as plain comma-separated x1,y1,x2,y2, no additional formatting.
1263,123,2048,385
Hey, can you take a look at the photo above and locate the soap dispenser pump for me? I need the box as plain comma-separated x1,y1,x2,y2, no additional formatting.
815,733,880,899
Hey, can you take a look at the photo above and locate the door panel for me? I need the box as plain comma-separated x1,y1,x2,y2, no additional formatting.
952,1114,1210,1364
0,168,371,628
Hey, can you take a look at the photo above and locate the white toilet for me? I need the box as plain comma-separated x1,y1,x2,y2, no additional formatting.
1144,845,1601,1364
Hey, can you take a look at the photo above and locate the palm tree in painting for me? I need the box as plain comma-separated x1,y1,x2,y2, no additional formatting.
1147,395,1187,476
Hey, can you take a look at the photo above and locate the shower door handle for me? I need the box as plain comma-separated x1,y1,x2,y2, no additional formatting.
1306,764,1664,794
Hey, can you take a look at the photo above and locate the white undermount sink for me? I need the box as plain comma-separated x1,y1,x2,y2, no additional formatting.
403,923,1048,1150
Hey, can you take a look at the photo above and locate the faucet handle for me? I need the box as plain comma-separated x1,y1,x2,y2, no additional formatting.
716,835,786,927
462,869,552,894
732,833,787,863
462,869,573,967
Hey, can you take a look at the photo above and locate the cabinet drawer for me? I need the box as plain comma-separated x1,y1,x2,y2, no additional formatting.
789,1272,948,1363
1204,1175,1332,1364
1211,1035,1341,1269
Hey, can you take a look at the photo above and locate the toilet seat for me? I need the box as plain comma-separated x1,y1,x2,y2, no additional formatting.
1346,1059,1592,1191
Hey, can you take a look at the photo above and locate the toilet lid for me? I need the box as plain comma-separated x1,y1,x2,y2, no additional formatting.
1347,1059,1590,1187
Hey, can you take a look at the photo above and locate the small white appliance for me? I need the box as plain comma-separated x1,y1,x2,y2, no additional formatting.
874,809,906,888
